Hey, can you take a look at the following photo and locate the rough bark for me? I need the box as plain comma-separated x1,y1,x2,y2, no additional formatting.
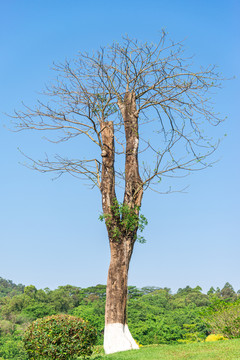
119,91,143,208
105,239,133,325
100,121,116,216
104,239,139,354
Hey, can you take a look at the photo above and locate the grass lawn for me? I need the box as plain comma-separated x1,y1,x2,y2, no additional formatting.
90,339,240,360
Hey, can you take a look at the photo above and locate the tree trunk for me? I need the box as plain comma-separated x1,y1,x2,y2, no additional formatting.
104,239,139,354
101,91,143,354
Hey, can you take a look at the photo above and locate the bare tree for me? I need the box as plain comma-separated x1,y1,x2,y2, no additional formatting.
12,32,224,354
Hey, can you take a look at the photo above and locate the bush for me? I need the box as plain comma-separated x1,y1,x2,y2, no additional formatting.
205,300,240,339
0,336,27,360
205,334,227,342
23,314,97,359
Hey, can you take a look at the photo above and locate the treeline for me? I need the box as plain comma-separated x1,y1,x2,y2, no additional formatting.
0,278,24,298
0,278,240,359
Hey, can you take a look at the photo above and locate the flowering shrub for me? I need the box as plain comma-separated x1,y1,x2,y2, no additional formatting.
23,314,97,359
205,334,227,342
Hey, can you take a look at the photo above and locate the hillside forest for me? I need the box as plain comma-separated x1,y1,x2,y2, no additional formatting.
0,277,240,359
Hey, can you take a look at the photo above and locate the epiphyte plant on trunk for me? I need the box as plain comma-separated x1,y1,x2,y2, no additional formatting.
99,198,148,244
11,31,225,354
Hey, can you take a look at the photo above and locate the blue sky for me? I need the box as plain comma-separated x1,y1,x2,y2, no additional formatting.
0,0,239,293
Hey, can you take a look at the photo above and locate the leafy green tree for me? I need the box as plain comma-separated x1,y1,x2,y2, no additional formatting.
207,286,216,296
34,289,48,303
0,278,24,298
0,294,32,320
219,283,237,302
204,299,240,338
23,286,37,299
21,303,56,320
141,287,161,295
78,285,106,302
47,288,76,313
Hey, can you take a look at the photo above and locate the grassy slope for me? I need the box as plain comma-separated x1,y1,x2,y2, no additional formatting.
91,340,240,360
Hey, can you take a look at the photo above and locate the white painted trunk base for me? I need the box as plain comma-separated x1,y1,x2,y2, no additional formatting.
104,323,139,354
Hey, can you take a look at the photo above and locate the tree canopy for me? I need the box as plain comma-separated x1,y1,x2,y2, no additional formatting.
12,33,224,193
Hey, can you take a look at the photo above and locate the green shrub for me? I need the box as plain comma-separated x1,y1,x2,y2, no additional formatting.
177,324,205,343
23,314,97,359
0,336,27,360
204,300,240,339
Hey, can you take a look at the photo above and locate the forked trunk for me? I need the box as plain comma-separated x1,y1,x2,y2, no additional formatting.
104,239,139,354
100,91,143,354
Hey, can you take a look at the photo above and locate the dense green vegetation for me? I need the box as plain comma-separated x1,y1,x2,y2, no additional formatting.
0,278,24,298
24,314,97,359
0,277,240,359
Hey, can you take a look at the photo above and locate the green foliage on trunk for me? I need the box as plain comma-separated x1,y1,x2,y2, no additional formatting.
99,198,148,243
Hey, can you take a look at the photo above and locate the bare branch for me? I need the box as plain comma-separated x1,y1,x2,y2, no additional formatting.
10,33,225,193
